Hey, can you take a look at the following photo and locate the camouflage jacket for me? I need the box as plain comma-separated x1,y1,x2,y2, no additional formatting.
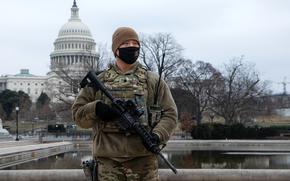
71,62,178,158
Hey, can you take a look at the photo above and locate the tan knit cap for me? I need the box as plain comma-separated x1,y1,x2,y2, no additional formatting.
112,27,140,55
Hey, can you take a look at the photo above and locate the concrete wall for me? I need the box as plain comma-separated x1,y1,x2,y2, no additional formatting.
1,169,290,181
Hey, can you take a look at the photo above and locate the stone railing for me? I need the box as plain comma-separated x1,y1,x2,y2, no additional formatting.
0,169,290,181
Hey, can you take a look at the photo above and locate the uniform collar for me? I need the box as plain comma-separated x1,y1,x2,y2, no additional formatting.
112,62,140,75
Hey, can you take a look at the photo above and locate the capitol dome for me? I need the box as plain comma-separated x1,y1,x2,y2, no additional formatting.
50,0,99,72
58,21,92,38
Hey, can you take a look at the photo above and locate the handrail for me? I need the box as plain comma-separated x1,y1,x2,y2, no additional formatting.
0,169,290,181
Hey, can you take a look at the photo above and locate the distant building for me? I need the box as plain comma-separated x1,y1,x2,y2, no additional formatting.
0,69,47,102
0,0,98,103
49,0,97,73
47,0,98,102
0,78,6,92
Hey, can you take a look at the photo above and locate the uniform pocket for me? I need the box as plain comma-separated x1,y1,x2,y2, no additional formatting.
148,105,162,128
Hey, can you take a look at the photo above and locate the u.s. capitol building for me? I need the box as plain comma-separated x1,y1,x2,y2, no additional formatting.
0,0,98,102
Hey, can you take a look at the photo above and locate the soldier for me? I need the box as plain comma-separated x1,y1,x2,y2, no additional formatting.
72,27,178,181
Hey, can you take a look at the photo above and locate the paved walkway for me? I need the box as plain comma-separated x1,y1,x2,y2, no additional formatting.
0,140,38,148
0,141,73,169
0,142,72,156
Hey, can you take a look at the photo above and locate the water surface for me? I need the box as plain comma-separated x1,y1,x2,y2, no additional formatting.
4,150,290,169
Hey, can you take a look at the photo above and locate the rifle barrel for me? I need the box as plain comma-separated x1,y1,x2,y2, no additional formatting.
158,153,178,174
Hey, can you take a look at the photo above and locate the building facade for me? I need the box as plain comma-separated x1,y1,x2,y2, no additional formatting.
47,0,98,102
0,69,47,102
0,0,98,103
49,0,98,73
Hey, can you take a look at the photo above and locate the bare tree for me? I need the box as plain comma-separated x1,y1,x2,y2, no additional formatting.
208,56,269,125
170,88,195,117
140,33,184,81
52,60,94,105
96,42,115,70
50,43,111,106
50,102,72,123
35,92,55,120
45,43,113,123
180,111,195,133
18,91,33,121
176,60,221,125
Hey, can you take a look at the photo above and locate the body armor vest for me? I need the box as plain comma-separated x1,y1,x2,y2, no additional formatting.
100,64,149,133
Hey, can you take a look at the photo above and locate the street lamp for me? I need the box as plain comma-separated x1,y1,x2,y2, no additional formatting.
15,106,19,141
209,112,215,124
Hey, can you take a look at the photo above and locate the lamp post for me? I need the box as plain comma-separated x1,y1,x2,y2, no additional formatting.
209,112,215,124
15,106,19,141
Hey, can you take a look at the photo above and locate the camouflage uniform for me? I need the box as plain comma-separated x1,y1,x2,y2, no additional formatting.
72,62,177,181
97,155,159,181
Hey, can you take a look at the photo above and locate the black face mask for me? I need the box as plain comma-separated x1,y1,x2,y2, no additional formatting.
117,47,140,64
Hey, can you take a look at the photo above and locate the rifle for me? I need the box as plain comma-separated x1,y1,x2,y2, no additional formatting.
80,71,177,174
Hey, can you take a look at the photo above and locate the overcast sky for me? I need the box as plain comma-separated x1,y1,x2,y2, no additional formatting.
1,0,290,93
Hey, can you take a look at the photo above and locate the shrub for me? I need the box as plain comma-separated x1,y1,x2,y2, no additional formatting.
191,123,284,139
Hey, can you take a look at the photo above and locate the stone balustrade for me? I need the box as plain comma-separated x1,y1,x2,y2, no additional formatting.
1,169,290,181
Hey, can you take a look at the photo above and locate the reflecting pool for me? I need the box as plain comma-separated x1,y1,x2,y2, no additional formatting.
4,150,290,169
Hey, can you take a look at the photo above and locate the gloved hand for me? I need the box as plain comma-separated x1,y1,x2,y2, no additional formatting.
151,132,160,145
143,132,160,153
95,101,120,121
